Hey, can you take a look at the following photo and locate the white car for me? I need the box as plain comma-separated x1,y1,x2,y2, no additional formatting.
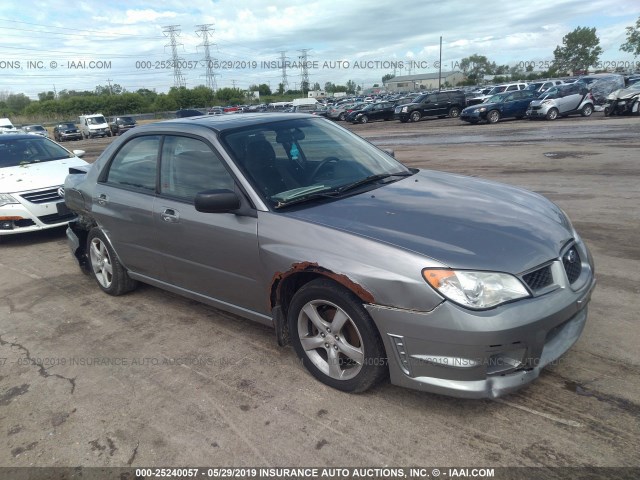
22,124,50,138
0,134,88,235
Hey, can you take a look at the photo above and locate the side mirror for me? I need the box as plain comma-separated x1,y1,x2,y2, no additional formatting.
195,189,240,213
72,149,85,158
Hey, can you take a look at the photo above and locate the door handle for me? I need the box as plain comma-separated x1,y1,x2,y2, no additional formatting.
161,208,180,223
96,193,108,205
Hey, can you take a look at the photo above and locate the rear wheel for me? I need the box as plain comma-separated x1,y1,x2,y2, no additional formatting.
581,104,593,117
448,106,460,118
546,108,559,121
87,228,138,296
338,113,346,121
288,279,387,393
410,111,421,122
487,110,500,124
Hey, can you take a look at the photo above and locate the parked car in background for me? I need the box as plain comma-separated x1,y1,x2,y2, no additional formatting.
327,102,364,121
0,134,87,235
346,102,396,123
108,116,137,136
578,73,625,106
53,122,82,142
395,90,466,122
79,114,111,139
604,82,640,116
461,90,538,124
467,83,529,105
22,125,49,138
62,113,594,398
175,109,205,118
526,83,594,120
525,80,565,95
0,118,21,134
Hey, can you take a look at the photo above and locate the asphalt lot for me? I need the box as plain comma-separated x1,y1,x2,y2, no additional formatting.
1,113,639,469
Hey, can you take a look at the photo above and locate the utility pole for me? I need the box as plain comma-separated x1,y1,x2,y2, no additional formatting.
195,24,217,91
298,49,310,96
279,51,289,92
106,78,113,94
438,36,443,91
163,25,186,88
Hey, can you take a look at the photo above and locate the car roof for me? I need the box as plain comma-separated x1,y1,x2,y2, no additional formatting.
0,134,48,140
151,113,321,133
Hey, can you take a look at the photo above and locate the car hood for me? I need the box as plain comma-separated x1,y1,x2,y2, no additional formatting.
0,157,88,193
610,87,640,99
280,170,573,273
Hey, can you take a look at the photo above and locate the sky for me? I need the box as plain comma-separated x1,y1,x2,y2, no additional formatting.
1,0,639,99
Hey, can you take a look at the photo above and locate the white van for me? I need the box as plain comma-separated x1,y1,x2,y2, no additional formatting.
78,114,111,139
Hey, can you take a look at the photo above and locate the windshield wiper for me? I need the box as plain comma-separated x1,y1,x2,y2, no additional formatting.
336,171,413,194
272,171,413,209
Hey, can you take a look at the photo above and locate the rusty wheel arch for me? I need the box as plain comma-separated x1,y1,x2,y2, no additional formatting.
269,262,375,348
270,262,375,312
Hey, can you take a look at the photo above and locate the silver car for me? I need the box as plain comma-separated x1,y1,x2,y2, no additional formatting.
526,82,594,120
64,114,595,398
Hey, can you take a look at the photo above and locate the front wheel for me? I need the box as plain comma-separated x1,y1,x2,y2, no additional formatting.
487,110,500,124
87,228,138,296
546,108,559,121
288,279,387,393
410,111,421,122
359,115,369,124
581,104,593,117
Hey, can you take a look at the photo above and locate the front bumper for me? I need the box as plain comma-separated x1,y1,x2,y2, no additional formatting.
1,195,74,235
59,132,82,141
365,262,595,399
460,110,486,122
526,106,550,118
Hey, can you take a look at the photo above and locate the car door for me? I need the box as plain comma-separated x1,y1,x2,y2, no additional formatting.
154,135,263,313
516,91,536,115
420,94,439,116
369,103,383,120
92,135,165,279
499,92,518,117
562,84,583,112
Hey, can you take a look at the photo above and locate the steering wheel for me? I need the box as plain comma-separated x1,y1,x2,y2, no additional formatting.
309,156,341,181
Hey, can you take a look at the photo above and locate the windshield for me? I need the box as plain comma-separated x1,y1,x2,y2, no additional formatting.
487,93,508,103
0,137,74,167
88,116,107,125
487,86,507,95
59,123,76,129
222,117,412,208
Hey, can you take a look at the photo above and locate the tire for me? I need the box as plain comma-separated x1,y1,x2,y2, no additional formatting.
487,110,500,124
546,108,559,121
581,104,593,117
448,106,460,118
409,111,421,122
87,228,138,296
107,130,112,137
288,278,387,393
338,113,346,121
359,115,368,124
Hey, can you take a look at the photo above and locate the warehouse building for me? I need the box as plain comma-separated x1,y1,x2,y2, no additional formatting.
383,71,465,92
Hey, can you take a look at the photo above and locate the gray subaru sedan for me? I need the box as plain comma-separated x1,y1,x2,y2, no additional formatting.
64,113,595,398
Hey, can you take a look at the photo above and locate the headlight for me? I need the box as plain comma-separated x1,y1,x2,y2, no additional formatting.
401,106,408,113
0,193,19,207
478,107,486,112
422,268,530,310
541,100,552,105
